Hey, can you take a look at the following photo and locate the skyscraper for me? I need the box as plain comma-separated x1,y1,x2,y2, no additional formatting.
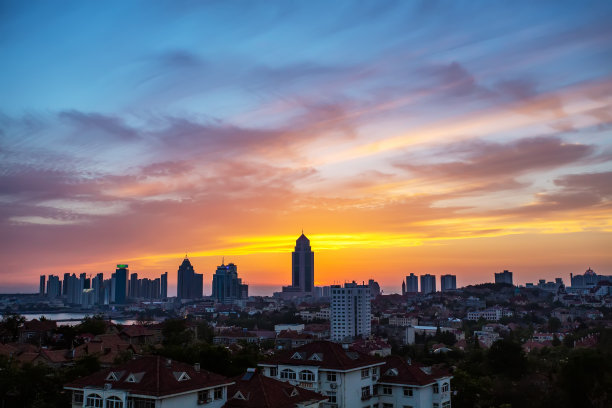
494,270,513,285
282,233,315,298
46,275,61,298
440,274,457,291
129,273,139,298
161,272,168,299
114,264,129,304
212,261,248,304
39,275,46,296
177,256,203,300
406,273,418,293
330,282,371,342
420,274,436,294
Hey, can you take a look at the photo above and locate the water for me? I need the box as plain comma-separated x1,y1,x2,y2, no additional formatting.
17,312,161,326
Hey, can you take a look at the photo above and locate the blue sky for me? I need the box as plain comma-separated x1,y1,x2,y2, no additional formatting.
1,0,611,293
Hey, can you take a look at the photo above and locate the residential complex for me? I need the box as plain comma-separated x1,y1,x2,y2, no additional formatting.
330,282,371,342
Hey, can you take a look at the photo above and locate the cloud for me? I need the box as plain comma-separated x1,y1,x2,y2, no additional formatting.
58,110,139,141
395,136,594,182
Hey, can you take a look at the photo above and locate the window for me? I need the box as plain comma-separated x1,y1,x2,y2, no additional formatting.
214,387,223,400
433,404,439,408
197,390,209,403
86,393,103,408
442,382,449,392
383,404,393,408
403,387,413,396
270,367,278,377
433,383,440,394
361,368,370,379
280,369,296,380
106,396,123,408
300,370,315,381
327,372,337,382
382,385,392,395
361,386,371,399
403,406,414,408
372,367,378,376
127,398,155,408
73,391,84,404
327,391,337,403
442,402,451,408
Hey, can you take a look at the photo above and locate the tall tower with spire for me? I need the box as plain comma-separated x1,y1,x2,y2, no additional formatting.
292,232,314,294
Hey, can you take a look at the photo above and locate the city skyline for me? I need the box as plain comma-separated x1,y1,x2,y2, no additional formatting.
1,1,611,293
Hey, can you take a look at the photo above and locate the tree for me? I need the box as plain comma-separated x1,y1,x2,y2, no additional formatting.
0,314,25,342
487,339,527,379
547,317,561,333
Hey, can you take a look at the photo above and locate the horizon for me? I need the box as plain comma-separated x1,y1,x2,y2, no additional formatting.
1,1,611,294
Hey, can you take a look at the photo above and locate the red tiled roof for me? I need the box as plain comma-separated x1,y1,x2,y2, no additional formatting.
65,355,232,397
277,330,314,340
224,369,327,408
121,325,157,337
379,355,449,386
22,319,57,332
260,341,383,371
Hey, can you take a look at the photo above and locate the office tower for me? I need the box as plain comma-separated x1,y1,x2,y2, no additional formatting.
440,274,457,291
420,274,436,294
47,275,61,298
282,233,314,297
212,262,248,304
406,273,419,293
494,270,513,285
63,273,70,296
161,272,168,299
330,281,371,342
114,264,129,304
293,233,314,294
177,256,203,300
129,273,139,298
39,275,45,296
368,279,381,298
153,278,161,299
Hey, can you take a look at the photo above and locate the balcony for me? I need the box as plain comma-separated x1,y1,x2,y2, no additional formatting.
433,391,451,402
361,394,372,401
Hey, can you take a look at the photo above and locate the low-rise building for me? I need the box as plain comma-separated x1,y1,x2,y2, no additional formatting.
65,355,233,408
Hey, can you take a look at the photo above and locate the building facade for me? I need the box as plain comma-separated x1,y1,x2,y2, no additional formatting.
420,274,436,294
211,262,248,304
494,270,513,285
282,233,315,298
177,256,203,300
406,273,419,293
65,355,233,408
330,282,371,342
440,274,457,291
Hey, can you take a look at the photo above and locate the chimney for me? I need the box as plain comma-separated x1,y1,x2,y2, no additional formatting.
194,363,200,372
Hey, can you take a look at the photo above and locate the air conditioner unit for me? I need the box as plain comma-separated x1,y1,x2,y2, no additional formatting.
330,383,337,389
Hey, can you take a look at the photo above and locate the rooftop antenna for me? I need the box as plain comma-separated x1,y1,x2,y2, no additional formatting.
222,256,225,265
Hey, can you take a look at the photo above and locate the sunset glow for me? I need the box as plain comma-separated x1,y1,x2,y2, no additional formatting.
1,1,611,295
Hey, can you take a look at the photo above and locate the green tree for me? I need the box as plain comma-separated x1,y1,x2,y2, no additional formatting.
487,339,527,378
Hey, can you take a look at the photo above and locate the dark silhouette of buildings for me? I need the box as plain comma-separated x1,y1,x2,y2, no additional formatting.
405,273,418,293
440,274,457,291
281,233,315,297
494,270,513,285
420,274,436,294
113,264,129,304
177,256,203,300
211,261,248,304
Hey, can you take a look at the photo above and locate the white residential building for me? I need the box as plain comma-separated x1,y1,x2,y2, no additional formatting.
259,341,385,408
259,341,453,408
65,355,233,408
467,308,513,321
330,282,371,342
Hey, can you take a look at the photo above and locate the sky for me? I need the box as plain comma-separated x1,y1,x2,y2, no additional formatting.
1,0,611,296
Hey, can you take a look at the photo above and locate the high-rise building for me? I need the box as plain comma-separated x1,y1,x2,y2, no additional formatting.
368,279,381,298
63,273,70,296
420,274,436,294
161,272,168,299
39,275,45,296
114,264,129,304
177,256,203,300
401,280,406,295
330,282,371,342
282,233,315,297
212,261,248,304
129,273,139,299
494,270,513,285
406,273,418,293
440,274,457,291
47,275,61,298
